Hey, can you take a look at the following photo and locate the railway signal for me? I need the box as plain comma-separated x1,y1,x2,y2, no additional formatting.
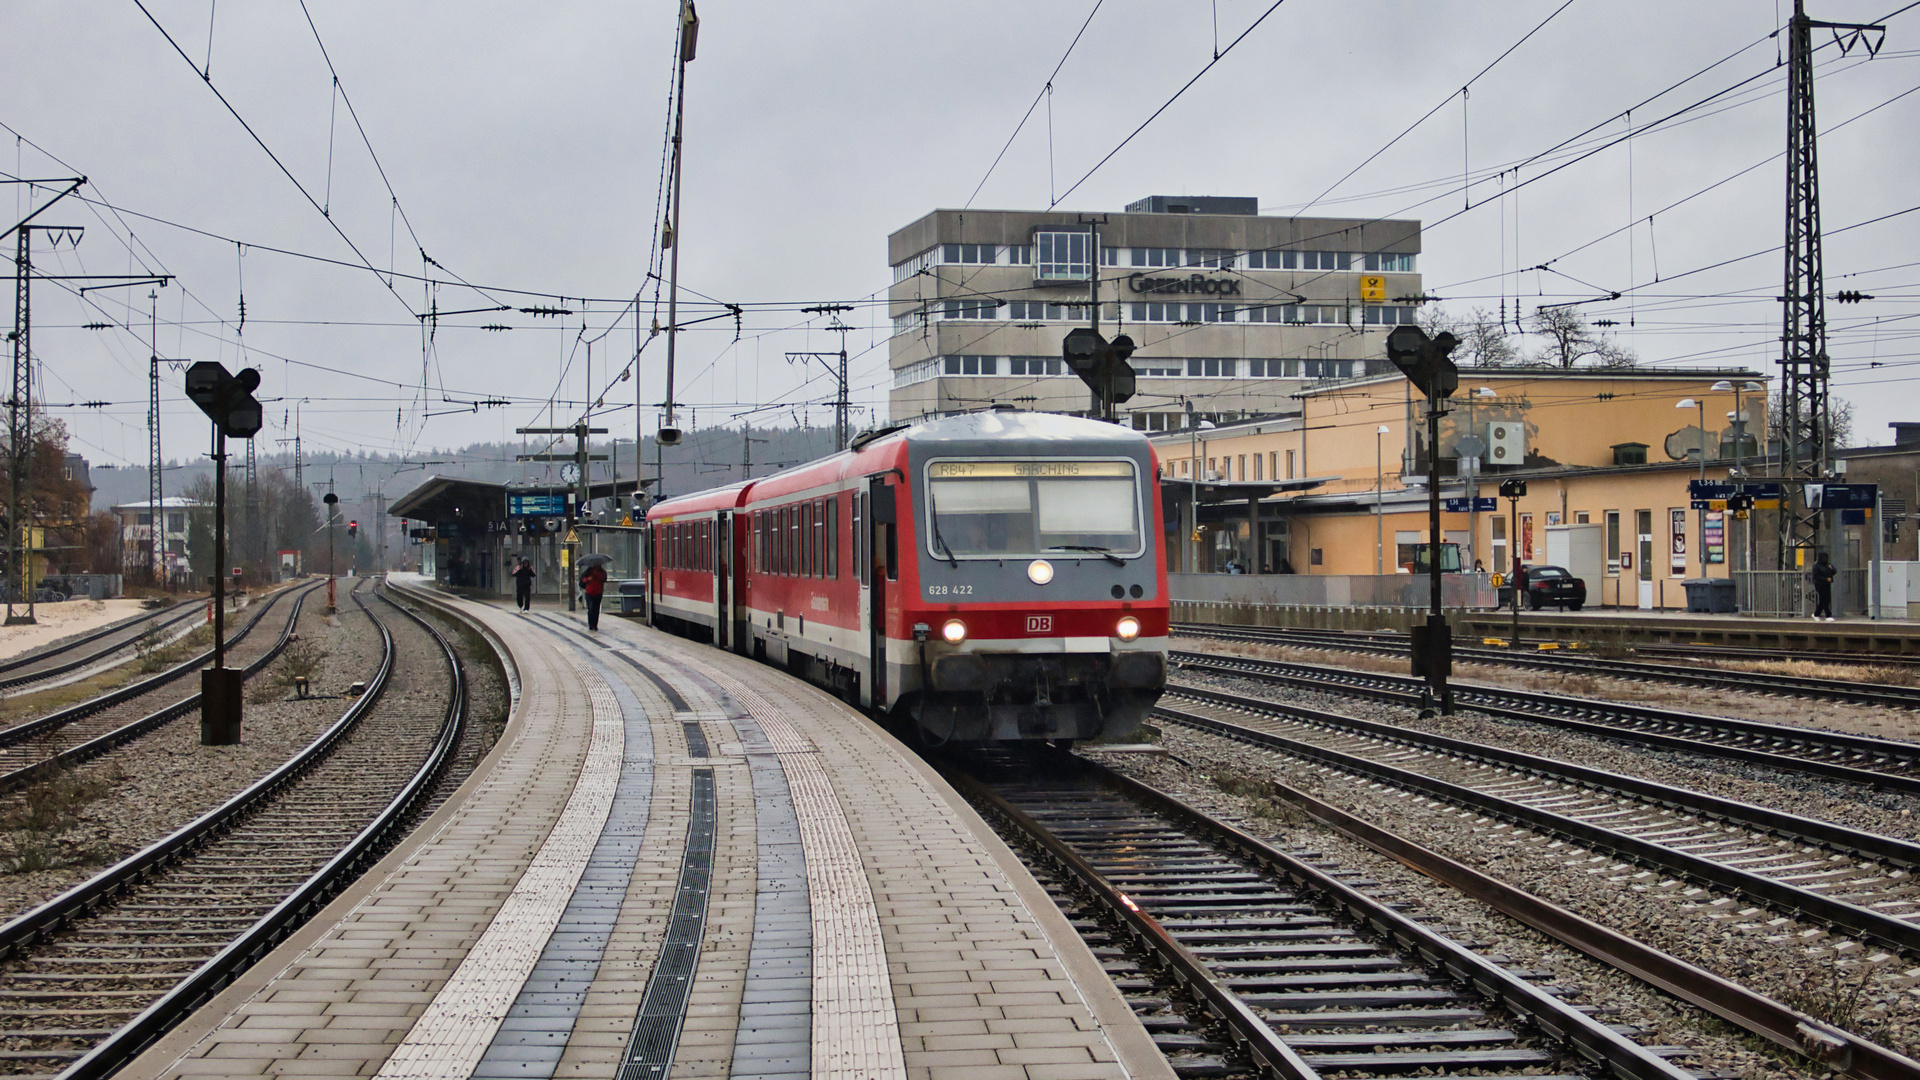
1061,328,1137,420
182,362,263,746
1385,326,1461,717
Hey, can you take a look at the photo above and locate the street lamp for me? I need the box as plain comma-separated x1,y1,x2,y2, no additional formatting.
1183,400,1214,574
1712,379,1764,579
1466,387,1496,570
1376,425,1391,574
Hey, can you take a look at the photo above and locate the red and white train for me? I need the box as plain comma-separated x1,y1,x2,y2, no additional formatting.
645,409,1169,744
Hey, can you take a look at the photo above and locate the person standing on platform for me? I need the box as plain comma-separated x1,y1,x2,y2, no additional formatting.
580,561,608,630
511,557,536,613
1811,551,1836,621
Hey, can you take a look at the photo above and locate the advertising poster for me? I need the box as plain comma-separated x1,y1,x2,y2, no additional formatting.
1670,508,1688,573
1704,510,1725,564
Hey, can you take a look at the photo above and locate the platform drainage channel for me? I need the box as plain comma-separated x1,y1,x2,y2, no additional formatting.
619,768,716,1080
682,721,710,758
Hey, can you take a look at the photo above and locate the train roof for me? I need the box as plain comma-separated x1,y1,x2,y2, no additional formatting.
649,410,1155,519
888,409,1150,450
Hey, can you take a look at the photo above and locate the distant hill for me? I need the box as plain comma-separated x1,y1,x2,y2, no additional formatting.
88,424,845,523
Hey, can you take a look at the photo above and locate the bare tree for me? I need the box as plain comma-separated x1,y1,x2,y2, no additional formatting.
1767,388,1855,451
1528,306,1636,368
1416,305,1520,368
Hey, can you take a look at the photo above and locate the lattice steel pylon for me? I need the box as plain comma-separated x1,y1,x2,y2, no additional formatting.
1779,0,1884,565
8,229,31,622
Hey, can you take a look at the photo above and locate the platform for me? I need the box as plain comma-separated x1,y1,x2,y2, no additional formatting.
120,576,1172,1080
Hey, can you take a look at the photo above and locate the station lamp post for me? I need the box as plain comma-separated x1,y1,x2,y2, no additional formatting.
1375,425,1390,575
1678,397,1707,576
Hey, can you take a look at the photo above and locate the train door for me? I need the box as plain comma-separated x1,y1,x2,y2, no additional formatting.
714,512,731,650
866,476,896,709
645,523,660,627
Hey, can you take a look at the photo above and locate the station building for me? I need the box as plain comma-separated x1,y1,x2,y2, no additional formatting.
886,196,1421,431
1150,366,1771,610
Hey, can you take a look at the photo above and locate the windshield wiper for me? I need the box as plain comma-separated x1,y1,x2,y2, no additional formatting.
1049,544,1126,566
927,490,958,566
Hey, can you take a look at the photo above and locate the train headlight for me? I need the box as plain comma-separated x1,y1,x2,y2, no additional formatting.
1115,615,1141,641
941,619,968,644
1027,559,1054,585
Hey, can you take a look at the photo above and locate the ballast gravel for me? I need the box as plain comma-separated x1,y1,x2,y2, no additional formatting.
0,582,456,923
1139,663,1920,1062
1092,740,1824,1080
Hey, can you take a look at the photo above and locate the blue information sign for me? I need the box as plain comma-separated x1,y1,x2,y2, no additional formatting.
509,493,568,516
1443,497,1498,512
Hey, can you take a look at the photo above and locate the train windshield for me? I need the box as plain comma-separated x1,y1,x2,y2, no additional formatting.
925,459,1142,559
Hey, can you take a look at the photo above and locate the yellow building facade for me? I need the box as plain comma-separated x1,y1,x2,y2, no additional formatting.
1152,367,1769,609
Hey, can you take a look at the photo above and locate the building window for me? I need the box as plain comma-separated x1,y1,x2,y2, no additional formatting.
1236,455,1246,481
1301,359,1353,380
1268,451,1277,480
1186,358,1235,377
1007,244,1032,265
1285,450,1295,479
1134,361,1181,377
1008,357,1061,376
1034,230,1092,281
1130,247,1181,268
1291,250,1353,271
1492,515,1508,573
1006,300,1088,321
168,513,186,532
1201,303,1236,322
1364,252,1417,273
1361,305,1415,325
893,357,941,388
1253,454,1263,481
942,355,998,376
893,248,936,283
1245,250,1287,270
942,298,1001,320
1605,510,1621,574
941,243,996,264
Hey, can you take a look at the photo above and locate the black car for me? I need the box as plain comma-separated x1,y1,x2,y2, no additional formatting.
1523,565,1586,610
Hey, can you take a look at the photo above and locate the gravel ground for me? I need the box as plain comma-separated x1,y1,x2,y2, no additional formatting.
407,600,509,812
1087,742,1824,1080
0,582,389,922
1179,663,1920,846
1116,695,1920,1061
1184,635,1920,744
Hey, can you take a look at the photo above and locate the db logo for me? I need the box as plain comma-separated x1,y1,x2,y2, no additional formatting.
1025,615,1053,634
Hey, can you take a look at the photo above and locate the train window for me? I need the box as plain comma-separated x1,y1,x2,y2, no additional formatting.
925,460,1143,559
826,498,838,579
884,522,898,581
812,499,824,577
852,494,865,586
800,502,813,578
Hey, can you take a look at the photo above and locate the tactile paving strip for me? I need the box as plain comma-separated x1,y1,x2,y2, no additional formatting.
704,674,908,1080
471,646,658,1080
372,650,626,1080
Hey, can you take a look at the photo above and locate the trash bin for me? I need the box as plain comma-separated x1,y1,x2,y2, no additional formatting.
1682,577,1737,614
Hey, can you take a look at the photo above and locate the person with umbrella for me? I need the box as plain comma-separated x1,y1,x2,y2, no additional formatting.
579,553,610,631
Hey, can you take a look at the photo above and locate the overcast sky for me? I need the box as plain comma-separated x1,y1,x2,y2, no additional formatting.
6,0,1918,487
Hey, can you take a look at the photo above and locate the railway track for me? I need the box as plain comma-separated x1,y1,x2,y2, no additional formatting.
1171,649,1920,797
0,604,204,696
948,751,1701,1080
0,583,467,1079
0,582,323,791
1174,622,1920,710
1152,684,1920,956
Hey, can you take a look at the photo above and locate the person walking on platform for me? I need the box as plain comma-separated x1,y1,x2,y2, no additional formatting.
580,561,608,631
510,557,536,613
1811,551,1837,621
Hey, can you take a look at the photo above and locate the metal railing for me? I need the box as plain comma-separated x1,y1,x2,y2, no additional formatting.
1735,568,1866,617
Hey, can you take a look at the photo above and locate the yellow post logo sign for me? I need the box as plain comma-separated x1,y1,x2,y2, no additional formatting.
1359,275,1386,303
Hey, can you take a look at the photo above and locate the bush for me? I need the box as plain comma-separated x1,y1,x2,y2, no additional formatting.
0,767,121,874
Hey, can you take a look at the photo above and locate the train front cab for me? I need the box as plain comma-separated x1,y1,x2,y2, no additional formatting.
880,428,1170,745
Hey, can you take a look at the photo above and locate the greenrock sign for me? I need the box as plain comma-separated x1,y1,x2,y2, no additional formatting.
1126,272,1242,296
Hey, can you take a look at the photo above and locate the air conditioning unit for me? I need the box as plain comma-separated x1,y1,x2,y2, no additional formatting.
1486,422,1525,466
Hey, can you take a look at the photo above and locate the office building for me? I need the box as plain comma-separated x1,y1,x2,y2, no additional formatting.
886,196,1422,430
